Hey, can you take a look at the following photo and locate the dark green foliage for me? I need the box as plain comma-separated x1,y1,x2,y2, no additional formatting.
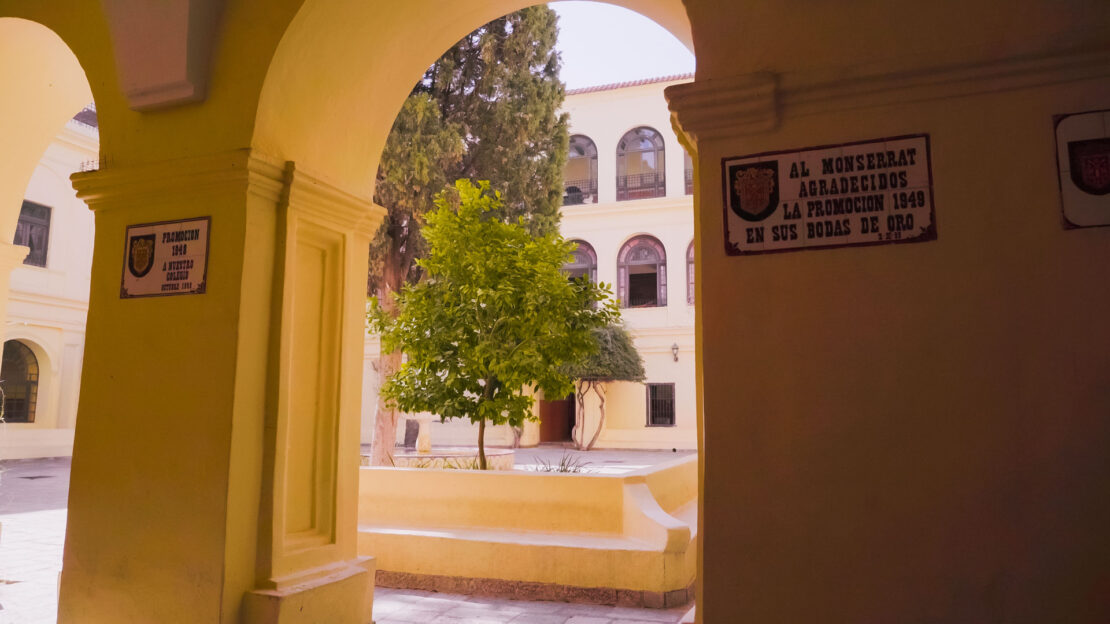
369,6,568,295
562,325,646,383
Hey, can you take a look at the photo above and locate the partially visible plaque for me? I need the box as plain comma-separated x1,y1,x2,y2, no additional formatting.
1056,109,1110,228
120,217,210,298
722,134,936,255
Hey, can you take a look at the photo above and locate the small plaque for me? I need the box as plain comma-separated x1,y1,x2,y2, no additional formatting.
121,217,210,298
1055,109,1110,228
722,134,936,255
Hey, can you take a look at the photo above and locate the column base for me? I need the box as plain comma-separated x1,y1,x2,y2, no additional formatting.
243,557,375,624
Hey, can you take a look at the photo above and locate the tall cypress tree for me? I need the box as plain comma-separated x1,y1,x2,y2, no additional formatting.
368,7,568,466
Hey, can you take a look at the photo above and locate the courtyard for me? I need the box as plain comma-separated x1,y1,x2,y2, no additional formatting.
0,451,694,624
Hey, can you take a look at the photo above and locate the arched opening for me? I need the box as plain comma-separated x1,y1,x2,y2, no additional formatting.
564,134,598,204
616,126,666,201
249,0,699,618
684,149,694,195
1,339,40,423
565,239,597,283
618,234,667,307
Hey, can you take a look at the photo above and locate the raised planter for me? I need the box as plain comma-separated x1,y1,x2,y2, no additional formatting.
361,447,515,470
356,454,697,608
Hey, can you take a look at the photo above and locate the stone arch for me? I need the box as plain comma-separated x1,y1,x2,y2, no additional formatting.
252,0,693,199
0,17,95,242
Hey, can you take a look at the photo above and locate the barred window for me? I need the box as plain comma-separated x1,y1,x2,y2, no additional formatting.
686,241,695,305
564,135,598,205
646,383,675,426
1,340,40,423
565,240,597,283
684,150,694,195
616,127,665,201
617,235,666,308
15,201,51,268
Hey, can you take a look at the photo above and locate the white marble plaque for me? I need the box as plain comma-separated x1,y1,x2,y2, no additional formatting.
120,217,210,298
1056,109,1110,228
722,134,936,255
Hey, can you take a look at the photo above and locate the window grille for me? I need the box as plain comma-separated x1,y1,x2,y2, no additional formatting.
684,150,694,195
646,383,675,426
686,242,695,305
616,127,666,201
1,340,39,423
564,240,597,283
564,135,599,204
617,235,667,308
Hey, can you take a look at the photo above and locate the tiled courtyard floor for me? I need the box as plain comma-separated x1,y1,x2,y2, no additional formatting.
0,454,691,623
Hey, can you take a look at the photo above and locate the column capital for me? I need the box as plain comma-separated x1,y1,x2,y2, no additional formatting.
665,72,778,147
282,163,386,238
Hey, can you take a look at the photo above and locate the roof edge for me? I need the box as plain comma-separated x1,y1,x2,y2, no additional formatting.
566,72,694,96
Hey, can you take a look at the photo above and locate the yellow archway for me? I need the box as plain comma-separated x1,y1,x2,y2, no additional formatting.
252,0,692,197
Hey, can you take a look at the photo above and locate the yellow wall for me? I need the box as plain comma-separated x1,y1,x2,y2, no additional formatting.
676,2,1110,621
0,1,1107,623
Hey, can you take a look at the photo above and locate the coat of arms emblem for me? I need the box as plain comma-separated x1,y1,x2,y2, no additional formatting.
1068,138,1110,196
728,162,779,221
127,234,156,278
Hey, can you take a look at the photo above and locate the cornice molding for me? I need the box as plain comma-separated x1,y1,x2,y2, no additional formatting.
71,149,286,209
667,46,1110,144
782,46,1110,119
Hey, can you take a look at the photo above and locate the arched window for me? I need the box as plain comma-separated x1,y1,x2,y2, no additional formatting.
565,240,597,283
563,135,598,205
684,150,694,195
686,241,695,304
616,127,665,201
1,340,40,423
617,235,667,308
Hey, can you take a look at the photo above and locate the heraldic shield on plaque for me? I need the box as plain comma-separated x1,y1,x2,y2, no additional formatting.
127,234,156,278
721,134,936,255
1056,109,1110,227
728,161,779,222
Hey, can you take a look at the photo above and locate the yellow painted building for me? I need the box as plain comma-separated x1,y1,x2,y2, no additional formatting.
0,111,96,460
0,2,1108,623
363,75,699,451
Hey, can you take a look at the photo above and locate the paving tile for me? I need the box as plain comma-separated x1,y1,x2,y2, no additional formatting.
564,617,612,624
0,457,688,624
509,613,570,624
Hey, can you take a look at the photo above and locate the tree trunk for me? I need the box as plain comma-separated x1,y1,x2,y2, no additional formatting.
369,347,402,466
477,417,488,470
369,252,404,466
585,382,607,451
572,381,589,450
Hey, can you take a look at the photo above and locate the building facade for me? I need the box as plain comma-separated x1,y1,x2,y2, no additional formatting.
361,75,698,451
0,112,95,460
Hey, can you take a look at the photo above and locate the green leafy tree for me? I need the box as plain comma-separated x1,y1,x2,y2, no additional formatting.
368,6,568,465
562,325,646,450
370,181,617,469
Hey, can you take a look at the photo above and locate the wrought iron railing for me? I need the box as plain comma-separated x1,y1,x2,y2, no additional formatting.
616,172,665,201
562,179,598,205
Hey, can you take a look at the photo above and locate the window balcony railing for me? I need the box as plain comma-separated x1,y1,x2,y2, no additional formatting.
616,172,665,201
684,168,694,195
562,179,598,205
